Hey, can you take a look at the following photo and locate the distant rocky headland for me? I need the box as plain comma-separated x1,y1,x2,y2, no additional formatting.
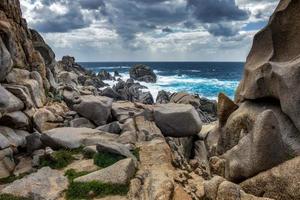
0,0,299,200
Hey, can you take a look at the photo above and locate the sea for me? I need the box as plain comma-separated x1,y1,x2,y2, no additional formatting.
79,62,244,101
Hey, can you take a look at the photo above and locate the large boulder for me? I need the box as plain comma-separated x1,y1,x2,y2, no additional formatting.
33,108,64,132
1,167,68,200
153,103,202,137
0,111,30,130
0,85,24,114
241,156,300,200
235,0,300,133
96,140,136,160
71,95,113,126
129,64,157,83
41,127,118,149
74,158,136,185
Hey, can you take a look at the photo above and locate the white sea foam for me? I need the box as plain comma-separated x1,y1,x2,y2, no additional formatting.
102,72,238,101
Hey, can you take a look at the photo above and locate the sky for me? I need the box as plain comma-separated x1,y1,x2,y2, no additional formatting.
20,0,279,62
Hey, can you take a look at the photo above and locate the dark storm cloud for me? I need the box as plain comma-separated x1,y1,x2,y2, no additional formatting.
187,0,249,23
33,4,89,33
28,0,252,42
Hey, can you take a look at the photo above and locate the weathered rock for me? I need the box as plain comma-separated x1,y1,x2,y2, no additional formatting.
112,101,142,122
128,138,175,200
71,95,113,126
26,132,43,153
0,85,24,114
96,121,122,134
57,71,78,87
1,167,69,200
134,115,163,142
0,148,14,179
235,0,300,133
170,92,201,108
0,111,30,130
70,117,95,129
30,29,55,67
74,158,136,185
23,79,45,108
241,156,300,200
138,91,154,105
156,90,171,104
33,108,64,132
217,101,300,156
129,64,157,83
64,159,99,173
217,93,238,127
96,140,135,160
41,127,118,149
0,37,12,82
153,103,202,137
3,84,35,109
223,110,288,182
0,126,27,148
13,156,33,176
98,70,114,80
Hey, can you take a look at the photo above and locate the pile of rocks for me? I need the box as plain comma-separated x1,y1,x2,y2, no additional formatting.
0,0,299,200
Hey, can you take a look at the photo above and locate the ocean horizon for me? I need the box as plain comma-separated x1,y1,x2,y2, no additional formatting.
79,61,244,100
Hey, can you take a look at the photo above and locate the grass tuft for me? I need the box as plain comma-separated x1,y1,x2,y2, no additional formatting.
131,148,140,161
64,169,90,182
39,150,75,169
0,194,32,200
65,181,129,200
93,152,125,168
0,173,30,184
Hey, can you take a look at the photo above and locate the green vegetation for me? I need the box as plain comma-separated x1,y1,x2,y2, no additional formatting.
93,152,125,168
131,148,140,161
64,169,89,182
0,194,32,200
0,173,29,184
65,181,129,200
39,148,84,169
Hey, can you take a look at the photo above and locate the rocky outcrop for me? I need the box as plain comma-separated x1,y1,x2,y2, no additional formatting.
235,0,300,133
241,156,300,200
129,64,157,83
41,127,118,149
1,167,68,200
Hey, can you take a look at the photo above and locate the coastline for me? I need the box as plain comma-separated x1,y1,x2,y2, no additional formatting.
0,0,299,200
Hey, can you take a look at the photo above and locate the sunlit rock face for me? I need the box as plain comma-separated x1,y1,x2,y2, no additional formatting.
235,0,300,133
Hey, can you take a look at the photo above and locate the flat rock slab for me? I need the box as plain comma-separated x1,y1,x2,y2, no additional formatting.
41,127,119,149
74,158,136,185
1,167,68,200
63,159,99,173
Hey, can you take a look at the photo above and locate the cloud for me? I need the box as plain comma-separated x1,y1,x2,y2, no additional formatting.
20,0,280,61
187,0,249,23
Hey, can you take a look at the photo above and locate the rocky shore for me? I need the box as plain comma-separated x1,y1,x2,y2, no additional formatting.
0,0,299,200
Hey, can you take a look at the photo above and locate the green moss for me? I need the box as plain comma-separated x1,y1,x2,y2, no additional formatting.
131,148,140,161
40,150,75,169
65,181,129,200
39,147,86,169
65,169,90,182
93,152,125,168
0,194,32,200
0,173,29,184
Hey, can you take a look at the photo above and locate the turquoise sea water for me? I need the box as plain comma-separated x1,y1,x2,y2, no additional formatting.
79,62,244,100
